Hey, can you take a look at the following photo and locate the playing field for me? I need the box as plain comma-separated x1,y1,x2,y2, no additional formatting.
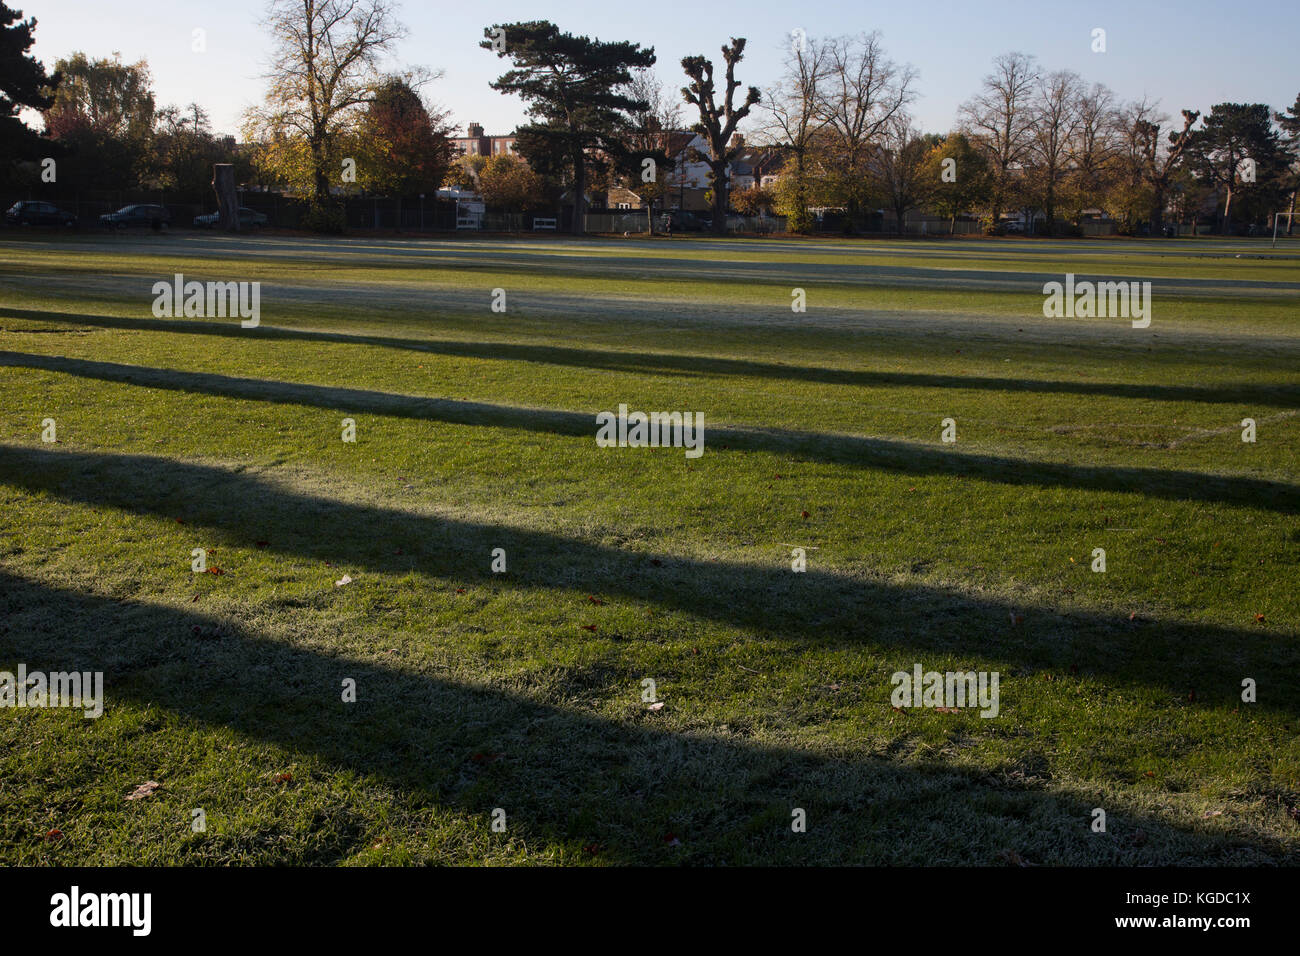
1,231,1297,865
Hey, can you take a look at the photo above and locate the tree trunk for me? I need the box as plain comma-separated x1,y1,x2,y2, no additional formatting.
212,164,239,233
571,157,587,236
711,160,728,236
1150,182,1166,237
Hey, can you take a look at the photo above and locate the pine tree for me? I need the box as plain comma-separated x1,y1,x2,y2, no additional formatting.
484,21,655,236
0,2,57,183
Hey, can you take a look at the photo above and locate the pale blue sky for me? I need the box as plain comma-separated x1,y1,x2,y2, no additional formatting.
23,0,1300,138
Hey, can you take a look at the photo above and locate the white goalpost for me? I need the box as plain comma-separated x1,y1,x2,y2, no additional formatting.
1273,210,1294,248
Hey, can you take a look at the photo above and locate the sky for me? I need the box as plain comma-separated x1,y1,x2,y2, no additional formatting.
23,0,1300,139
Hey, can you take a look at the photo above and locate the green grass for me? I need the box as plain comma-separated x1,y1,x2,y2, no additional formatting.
1,231,1298,865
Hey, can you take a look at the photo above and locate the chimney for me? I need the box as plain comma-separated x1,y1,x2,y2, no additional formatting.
466,122,484,138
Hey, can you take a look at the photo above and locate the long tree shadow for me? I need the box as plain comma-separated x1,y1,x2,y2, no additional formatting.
0,569,1289,865
1,445,1296,721
5,307,1298,407
4,351,1298,515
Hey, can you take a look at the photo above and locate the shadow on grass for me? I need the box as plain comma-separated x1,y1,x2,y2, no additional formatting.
1,444,1296,723
4,350,1298,515
0,568,1289,865
4,307,1298,408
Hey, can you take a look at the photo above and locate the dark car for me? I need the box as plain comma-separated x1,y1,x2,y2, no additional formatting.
99,204,171,230
5,200,78,228
657,210,712,232
192,207,269,230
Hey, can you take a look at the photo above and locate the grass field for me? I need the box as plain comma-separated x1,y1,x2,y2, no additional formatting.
1,230,1298,865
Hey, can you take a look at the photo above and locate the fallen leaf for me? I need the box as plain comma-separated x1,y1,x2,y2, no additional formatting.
206,566,224,576
1202,810,1223,818
935,706,959,713
581,624,597,632
586,595,605,605
647,701,664,711
1255,613,1266,623
255,540,269,548
45,828,62,842
125,780,161,801
335,575,353,587
800,510,810,519
274,772,293,783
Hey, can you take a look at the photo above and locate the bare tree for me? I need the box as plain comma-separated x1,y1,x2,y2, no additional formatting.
1067,81,1120,222
759,34,828,232
815,32,916,223
247,0,408,207
1124,99,1199,235
959,52,1040,224
1026,69,1082,234
869,113,934,234
681,38,760,235
625,67,682,232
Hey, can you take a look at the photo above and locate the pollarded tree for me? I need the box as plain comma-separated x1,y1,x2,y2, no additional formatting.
484,20,655,236
1120,99,1199,236
681,38,760,235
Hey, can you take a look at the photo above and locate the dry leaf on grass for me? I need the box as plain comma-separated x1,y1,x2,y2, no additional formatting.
125,781,160,801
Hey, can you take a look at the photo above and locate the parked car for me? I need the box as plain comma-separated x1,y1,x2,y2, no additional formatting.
99,204,171,230
5,200,78,228
193,207,269,230
657,210,712,232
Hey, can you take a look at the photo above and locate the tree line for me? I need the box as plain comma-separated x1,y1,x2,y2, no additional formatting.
3,0,1297,237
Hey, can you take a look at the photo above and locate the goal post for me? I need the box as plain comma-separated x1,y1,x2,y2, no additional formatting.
1272,211,1294,248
